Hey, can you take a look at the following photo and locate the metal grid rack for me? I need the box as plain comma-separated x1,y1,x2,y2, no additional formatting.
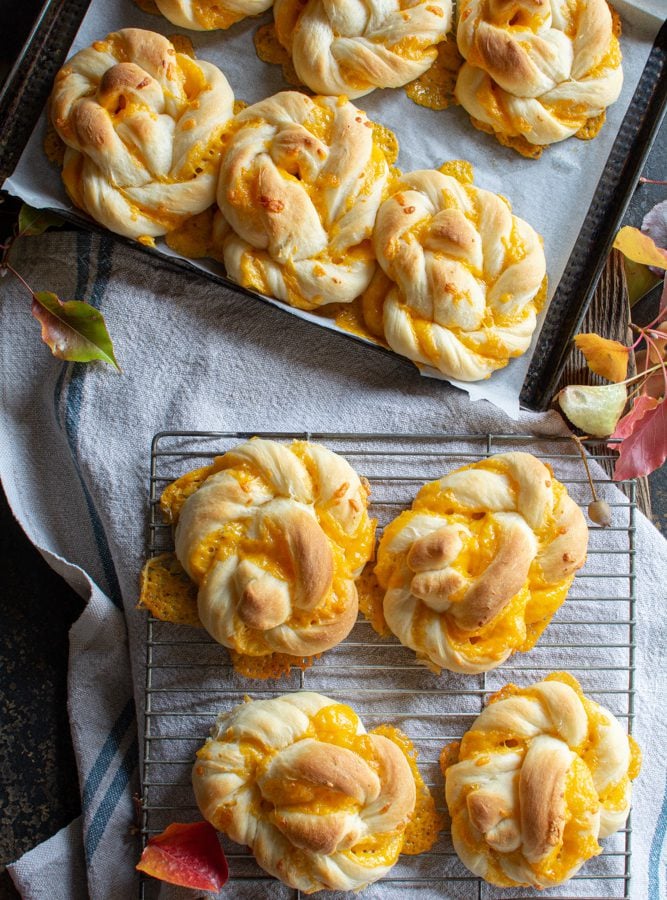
139,431,637,899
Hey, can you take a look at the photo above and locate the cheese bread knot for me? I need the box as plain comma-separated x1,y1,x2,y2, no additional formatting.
193,693,417,892
455,0,623,149
165,439,375,656
50,28,234,240
215,91,391,310
444,673,641,888
151,0,272,30
375,452,588,673
273,0,453,98
372,169,546,381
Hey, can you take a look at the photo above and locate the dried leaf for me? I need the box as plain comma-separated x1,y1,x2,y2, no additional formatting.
557,383,627,437
642,199,667,254
574,332,629,383
31,291,119,368
18,204,63,236
623,258,662,307
136,821,229,891
613,226,667,269
610,396,667,481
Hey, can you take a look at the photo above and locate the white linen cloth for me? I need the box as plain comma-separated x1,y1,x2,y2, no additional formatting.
1,231,666,899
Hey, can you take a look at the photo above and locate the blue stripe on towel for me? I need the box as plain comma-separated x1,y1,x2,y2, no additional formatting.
82,698,136,810
85,734,139,865
46,233,139,868
649,775,667,898
58,235,123,607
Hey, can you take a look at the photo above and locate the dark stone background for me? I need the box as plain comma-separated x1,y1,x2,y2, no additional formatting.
0,3,664,898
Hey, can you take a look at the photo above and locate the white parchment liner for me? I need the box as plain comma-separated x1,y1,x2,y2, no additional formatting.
2,0,664,416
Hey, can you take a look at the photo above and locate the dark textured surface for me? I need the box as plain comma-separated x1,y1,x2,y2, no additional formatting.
0,486,84,898
0,3,665,898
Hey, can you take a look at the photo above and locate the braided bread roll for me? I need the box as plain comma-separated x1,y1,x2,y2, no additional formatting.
273,0,452,98
193,692,417,892
50,28,234,240
166,439,375,656
372,168,546,381
444,673,641,888
150,0,272,30
455,0,623,149
375,452,588,673
215,91,391,310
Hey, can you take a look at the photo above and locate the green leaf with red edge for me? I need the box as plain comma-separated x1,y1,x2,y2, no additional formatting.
18,204,63,237
136,821,229,891
31,291,119,368
609,395,667,481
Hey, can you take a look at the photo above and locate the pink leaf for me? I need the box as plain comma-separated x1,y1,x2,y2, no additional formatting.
611,397,667,481
136,821,229,891
609,394,660,442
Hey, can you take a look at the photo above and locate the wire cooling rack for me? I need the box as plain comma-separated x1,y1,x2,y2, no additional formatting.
139,431,637,899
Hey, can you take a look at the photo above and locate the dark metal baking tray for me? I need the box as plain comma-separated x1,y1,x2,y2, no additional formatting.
1,1,665,411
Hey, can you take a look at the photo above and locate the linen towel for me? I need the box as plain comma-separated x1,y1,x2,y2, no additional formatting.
1,232,666,899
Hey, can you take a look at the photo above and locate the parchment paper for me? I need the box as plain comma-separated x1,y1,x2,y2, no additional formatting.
3,0,664,416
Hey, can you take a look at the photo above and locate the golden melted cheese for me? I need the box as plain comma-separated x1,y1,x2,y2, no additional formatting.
44,121,66,166
372,724,442,855
138,551,201,625
357,563,391,637
405,35,464,109
253,21,302,87
165,206,225,261
229,650,317,680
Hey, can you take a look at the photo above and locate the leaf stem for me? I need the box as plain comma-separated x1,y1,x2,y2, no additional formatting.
2,262,35,298
639,176,667,185
618,362,664,387
570,435,598,502
642,329,667,394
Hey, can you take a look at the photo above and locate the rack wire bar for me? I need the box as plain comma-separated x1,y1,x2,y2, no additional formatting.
139,432,636,899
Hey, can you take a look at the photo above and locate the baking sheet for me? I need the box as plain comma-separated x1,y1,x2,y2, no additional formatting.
3,0,664,417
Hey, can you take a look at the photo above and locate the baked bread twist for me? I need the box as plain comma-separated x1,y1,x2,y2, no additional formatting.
371,168,546,381
50,28,234,240
444,673,641,888
273,0,452,98
164,439,375,656
215,91,391,310
375,452,588,673
455,0,623,150
193,692,417,892
150,0,272,30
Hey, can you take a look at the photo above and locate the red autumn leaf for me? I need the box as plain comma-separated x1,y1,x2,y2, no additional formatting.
610,396,667,481
136,821,228,891
610,394,660,442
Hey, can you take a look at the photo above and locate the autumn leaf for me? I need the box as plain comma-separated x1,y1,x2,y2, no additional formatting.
31,291,119,368
610,394,660,441
557,382,627,437
610,396,667,481
18,203,63,237
642,200,667,274
574,333,629,383
613,226,667,269
136,821,229,891
623,258,662,307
